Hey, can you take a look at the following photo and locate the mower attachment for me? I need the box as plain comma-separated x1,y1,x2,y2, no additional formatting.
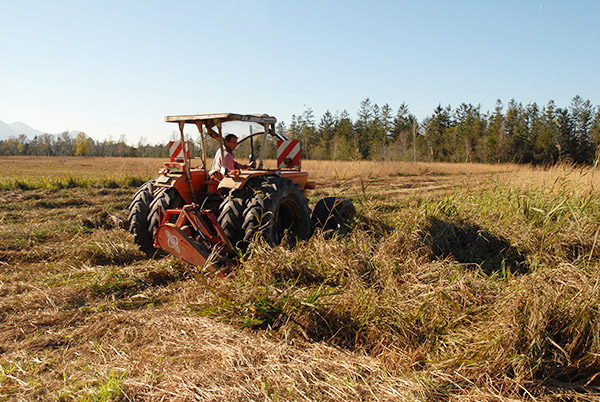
154,204,233,270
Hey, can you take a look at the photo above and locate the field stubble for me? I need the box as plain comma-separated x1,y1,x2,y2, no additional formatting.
1,157,600,401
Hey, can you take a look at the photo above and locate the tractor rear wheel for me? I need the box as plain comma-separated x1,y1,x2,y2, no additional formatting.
311,197,356,237
217,188,250,248
242,177,311,247
147,187,185,252
128,179,156,256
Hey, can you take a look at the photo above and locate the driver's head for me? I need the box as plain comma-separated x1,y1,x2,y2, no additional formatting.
224,134,238,151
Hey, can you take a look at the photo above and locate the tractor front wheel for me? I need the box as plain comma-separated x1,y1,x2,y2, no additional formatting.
311,197,356,237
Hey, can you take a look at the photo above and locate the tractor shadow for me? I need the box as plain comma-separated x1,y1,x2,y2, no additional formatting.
421,217,529,275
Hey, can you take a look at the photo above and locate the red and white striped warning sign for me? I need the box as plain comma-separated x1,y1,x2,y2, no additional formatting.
169,141,190,162
277,140,301,169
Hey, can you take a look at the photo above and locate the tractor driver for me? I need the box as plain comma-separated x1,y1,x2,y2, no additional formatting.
210,134,249,180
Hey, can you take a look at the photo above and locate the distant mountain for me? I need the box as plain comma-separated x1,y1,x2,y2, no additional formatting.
9,122,44,138
0,121,15,140
0,120,81,140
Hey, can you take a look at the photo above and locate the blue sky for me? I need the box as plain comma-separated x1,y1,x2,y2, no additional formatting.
1,0,598,144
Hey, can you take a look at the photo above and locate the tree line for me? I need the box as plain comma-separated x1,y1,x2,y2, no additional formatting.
0,132,169,158
2,96,599,164
282,96,600,164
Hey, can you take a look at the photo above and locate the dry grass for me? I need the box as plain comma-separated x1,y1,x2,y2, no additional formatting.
0,156,524,180
503,163,600,194
0,156,161,180
300,159,521,180
2,157,600,401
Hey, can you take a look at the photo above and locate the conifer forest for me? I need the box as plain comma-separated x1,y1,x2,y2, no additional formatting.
2,96,599,165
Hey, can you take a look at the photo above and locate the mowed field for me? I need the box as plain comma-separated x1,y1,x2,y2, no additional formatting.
2,156,600,401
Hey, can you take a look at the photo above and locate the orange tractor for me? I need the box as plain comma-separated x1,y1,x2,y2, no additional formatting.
128,113,355,269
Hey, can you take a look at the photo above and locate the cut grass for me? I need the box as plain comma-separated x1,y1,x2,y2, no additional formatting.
2,158,600,400
194,168,600,397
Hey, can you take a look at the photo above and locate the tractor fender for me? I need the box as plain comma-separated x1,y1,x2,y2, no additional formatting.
154,170,209,204
217,171,280,192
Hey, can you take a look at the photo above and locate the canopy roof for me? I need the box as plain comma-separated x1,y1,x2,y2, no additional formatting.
165,113,277,125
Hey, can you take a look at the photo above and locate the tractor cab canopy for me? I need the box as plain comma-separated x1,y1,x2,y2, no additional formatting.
165,113,281,141
165,113,286,171
166,113,277,125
